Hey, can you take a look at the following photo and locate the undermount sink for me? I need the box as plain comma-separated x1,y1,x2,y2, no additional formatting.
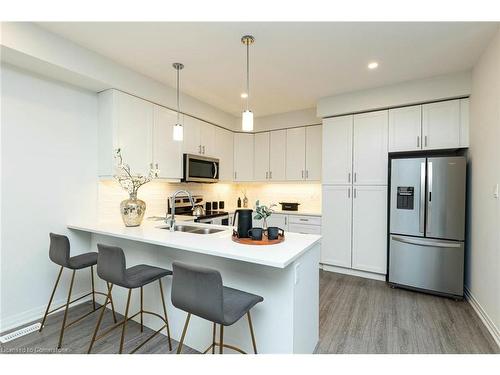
160,224,225,235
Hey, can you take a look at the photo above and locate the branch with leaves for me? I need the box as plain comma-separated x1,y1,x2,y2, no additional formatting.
114,148,159,196
253,200,277,222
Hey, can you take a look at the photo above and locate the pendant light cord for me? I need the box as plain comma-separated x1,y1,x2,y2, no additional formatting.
176,67,180,123
246,41,250,111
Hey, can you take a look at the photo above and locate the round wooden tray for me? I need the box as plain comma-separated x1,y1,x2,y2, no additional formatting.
231,231,285,245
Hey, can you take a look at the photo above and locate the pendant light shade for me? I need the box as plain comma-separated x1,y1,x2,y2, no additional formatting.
241,35,255,132
172,62,184,141
242,110,254,132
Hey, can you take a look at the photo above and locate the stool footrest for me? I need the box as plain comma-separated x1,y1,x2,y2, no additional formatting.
203,342,247,354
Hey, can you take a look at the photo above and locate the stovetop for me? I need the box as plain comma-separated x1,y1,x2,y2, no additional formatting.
194,210,229,219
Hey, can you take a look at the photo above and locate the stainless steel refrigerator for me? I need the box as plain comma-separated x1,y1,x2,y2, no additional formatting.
388,155,466,298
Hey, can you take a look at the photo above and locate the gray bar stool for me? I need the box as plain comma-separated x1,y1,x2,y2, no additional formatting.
40,233,117,349
87,244,173,354
172,262,264,354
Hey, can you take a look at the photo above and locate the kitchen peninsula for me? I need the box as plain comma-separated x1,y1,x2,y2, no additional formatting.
67,220,321,354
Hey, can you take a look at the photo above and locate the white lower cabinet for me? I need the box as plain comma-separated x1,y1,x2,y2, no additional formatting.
321,184,387,275
321,185,353,268
351,185,388,274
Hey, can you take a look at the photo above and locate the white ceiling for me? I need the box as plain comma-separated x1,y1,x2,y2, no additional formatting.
38,22,498,117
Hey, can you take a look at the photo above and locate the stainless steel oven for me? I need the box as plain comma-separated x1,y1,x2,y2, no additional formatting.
182,154,219,183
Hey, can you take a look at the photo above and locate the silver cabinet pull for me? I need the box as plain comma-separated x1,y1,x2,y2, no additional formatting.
266,171,269,179
305,170,309,179
269,171,272,179
424,136,428,147
301,170,304,179
417,136,420,148
348,172,351,183
234,171,237,179
198,145,202,154
354,172,357,183
202,145,206,154
348,188,350,198
353,188,357,198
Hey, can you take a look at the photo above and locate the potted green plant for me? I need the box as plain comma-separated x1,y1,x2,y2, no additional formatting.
254,200,277,229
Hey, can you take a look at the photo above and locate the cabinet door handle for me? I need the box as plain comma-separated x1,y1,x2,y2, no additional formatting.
202,145,205,154
348,173,351,183
417,136,420,148
269,171,272,179
155,163,159,170
266,171,269,179
198,145,202,154
306,170,309,179
301,170,304,179
354,173,357,183
424,136,428,147
354,188,357,198
234,171,237,179
348,188,350,198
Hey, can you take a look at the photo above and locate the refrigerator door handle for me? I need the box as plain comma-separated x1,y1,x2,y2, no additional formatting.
427,161,433,234
419,162,426,233
391,235,462,249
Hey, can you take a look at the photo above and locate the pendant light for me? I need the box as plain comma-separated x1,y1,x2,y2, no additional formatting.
241,35,255,132
172,62,184,141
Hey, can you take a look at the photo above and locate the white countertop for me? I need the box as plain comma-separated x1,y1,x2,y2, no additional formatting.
67,220,321,269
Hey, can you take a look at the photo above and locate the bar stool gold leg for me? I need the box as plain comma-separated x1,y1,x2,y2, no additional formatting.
107,282,118,323
87,283,113,354
158,279,173,351
119,289,132,354
39,266,63,332
176,313,191,354
90,266,96,310
212,323,216,354
140,286,144,333
247,311,258,354
219,325,224,354
57,269,76,349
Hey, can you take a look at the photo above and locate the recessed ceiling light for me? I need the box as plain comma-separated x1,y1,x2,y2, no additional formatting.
241,92,248,99
368,62,379,70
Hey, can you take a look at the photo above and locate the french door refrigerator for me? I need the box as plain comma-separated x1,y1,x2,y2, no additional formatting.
388,155,466,298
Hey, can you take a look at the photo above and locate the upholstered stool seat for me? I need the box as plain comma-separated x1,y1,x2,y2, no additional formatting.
172,262,263,354
39,233,117,349
87,244,173,354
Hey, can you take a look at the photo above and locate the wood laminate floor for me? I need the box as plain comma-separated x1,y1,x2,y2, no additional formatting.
1,271,498,354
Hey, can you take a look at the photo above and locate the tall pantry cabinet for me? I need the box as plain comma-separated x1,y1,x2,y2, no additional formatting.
321,111,388,276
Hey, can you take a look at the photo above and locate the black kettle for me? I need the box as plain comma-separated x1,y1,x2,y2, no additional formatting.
233,209,253,238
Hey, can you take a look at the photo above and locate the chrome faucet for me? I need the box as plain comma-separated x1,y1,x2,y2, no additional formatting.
166,190,195,232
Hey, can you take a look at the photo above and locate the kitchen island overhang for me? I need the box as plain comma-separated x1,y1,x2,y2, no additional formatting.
68,221,321,354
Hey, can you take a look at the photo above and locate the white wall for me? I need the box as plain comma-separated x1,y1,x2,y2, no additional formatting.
466,27,500,343
1,64,99,331
0,22,238,131
317,71,471,118
253,108,320,132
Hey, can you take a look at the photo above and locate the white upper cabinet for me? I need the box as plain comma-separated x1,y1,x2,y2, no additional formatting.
322,115,353,185
269,130,287,181
234,133,254,181
388,105,422,152
214,127,234,181
422,99,460,150
254,132,270,181
459,98,470,148
182,116,215,156
305,125,322,180
153,105,182,179
351,185,387,274
321,185,352,268
353,111,388,185
98,90,154,176
286,127,307,180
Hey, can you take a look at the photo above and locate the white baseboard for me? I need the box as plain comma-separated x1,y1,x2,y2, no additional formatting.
464,287,500,349
0,291,91,334
320,263,386,281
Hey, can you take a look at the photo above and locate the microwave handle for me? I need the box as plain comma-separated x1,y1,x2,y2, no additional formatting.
213,162,218,178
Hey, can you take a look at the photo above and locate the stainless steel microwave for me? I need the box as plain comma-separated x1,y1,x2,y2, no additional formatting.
182,154,219,183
